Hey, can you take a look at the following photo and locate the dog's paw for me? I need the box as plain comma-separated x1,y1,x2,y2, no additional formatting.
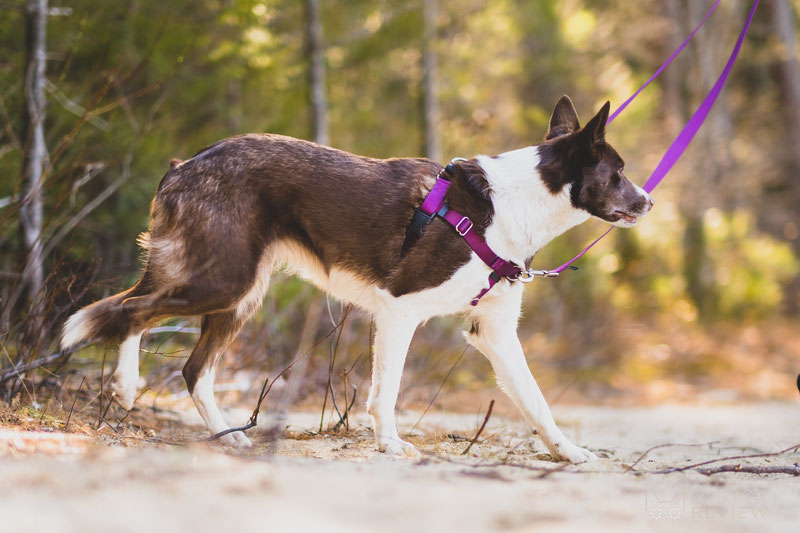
378,437,421,459
111,379,136,411
219,431,253,448
553,441,598,464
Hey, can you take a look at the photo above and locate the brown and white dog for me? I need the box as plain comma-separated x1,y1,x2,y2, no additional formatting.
61,95,652,463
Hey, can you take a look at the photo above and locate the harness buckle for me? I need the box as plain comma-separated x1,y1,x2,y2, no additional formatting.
407,208,436,237
455,217,473,236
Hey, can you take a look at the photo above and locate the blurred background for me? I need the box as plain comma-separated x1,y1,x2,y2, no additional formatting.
1,0,799,423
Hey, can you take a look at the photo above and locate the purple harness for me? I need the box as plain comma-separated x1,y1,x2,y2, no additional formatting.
402,161,563,306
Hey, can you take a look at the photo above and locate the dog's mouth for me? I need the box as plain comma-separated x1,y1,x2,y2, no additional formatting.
614,210,639,225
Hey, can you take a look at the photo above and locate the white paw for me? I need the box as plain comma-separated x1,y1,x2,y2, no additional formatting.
552,440,598,464
112,379,136,411
378,437,421,459
219,431,253,448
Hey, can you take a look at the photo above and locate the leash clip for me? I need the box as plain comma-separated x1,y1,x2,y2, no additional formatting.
517,269,559,283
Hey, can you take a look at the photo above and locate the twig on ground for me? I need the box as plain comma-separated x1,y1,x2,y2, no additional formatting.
411,346,468,432
64,375,85,430
419,450,567,476
332,387,357,431
205,374,271,441
462,399,495,455
646,442,800,475
96,344,108,429
624,441,721,472
695,464,800,476
205,311,358,442
319,304,353,432
98,415,122,435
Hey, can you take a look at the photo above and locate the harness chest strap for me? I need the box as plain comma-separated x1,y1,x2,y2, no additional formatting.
402,163,554,306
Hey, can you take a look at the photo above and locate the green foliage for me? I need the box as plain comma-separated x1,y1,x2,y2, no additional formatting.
1,0,798,392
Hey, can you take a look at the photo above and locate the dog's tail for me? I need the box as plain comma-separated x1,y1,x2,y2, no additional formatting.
61,288,137,350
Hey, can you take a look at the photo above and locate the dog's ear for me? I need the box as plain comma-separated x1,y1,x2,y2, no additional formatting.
577,101,610,147
545,95,581,140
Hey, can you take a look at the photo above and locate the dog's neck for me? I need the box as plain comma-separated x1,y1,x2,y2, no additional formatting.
477,146,590,265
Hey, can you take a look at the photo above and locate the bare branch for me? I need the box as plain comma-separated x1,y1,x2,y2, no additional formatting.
695,464,800,476
0,341,87,385
411,346,468,431
462,399,494,456
624,441,721,472
45,79,110,131
645,442,800,474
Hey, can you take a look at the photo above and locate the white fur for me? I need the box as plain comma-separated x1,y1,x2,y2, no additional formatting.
61,307,93,349
465,285,596,462
148,236,188,282
192,368,252,447
112,332,143,410
236,251,273,319
477,147,591,264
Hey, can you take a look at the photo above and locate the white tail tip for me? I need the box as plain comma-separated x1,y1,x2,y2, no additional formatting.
61,308,92,350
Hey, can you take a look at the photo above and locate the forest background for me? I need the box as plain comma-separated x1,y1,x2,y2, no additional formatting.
2,0,800,418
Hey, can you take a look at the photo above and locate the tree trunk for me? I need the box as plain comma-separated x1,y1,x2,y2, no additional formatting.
422,0,440,162
306,0,329,145
766,0,800,311
20,0,48,318
768,0,800,177
661,0,688,136
681,0,742,318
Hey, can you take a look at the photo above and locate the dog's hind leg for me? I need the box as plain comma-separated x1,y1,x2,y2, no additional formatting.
466,287,597,464
112,331,144,410
183,310,253,447
366,308,420,458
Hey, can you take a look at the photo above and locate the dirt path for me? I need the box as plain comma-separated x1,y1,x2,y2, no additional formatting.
1,403,799,532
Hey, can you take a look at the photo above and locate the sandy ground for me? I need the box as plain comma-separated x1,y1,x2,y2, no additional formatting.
1,402,799,533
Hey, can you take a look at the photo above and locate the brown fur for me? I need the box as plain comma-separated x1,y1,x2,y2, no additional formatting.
67,135,493,390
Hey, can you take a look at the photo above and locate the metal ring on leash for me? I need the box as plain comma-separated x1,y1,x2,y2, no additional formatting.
517,269,560,283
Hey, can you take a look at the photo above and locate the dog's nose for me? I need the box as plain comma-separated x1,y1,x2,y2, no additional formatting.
645,193,654,209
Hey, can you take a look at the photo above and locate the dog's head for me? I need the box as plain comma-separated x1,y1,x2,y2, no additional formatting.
537,95,653,227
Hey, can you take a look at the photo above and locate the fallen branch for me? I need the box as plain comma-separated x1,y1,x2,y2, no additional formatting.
695,464,800,476
645,442,800,475
205,374,271,442
331,386,358,432
319,304,353,432
624,441,721,472
462,399,495,455
64,375,85,430
419,450,568,476
0,341,87,385
205,309,356,442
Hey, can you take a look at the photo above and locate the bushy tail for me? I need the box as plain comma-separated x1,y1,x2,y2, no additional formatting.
61,288,136,350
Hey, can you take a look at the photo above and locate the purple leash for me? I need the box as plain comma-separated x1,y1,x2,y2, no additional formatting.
404,0,759,303
606,0,722,125
547,0,759,276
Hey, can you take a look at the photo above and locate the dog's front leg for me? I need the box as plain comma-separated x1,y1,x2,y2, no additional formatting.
366,308,420,458
466,291,597,463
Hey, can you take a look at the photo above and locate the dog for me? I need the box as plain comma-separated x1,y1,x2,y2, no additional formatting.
61,95,652,463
